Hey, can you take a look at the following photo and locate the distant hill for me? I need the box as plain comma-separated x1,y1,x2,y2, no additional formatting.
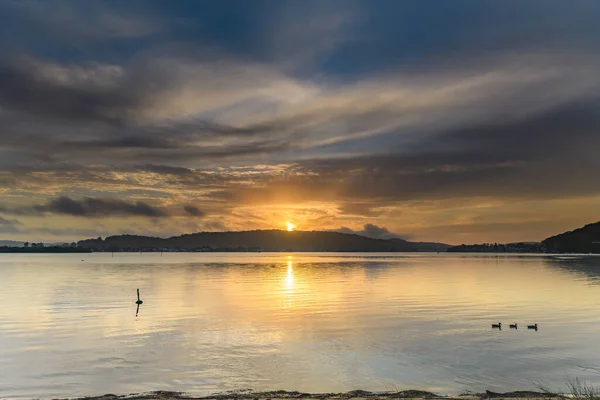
445,221,600,254
77,230,450,252
391,239,450,253
542,222,600,253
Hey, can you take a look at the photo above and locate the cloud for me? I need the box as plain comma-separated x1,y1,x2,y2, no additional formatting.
203,220,228,231
0,50,597,173
267,0,359,73
29,196,169,218
0,0,164,43
336,223,410,240
183,205,205,217
0,56,133,125
0,216,21,233
211,93,600,207
4,86,600,216
0,52,307,168
2,195,210,221
137,164,195,176
4,84,600,211
338,202,383,217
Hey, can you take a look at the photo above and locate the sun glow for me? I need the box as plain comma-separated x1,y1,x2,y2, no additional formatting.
286,222,295,231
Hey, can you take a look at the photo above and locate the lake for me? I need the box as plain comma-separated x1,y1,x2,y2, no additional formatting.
2,253,600,399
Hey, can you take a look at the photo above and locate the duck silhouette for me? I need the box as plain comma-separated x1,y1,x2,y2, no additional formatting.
510,323,518,329
527,324,538,330
491,323,502,329
136,288,143,305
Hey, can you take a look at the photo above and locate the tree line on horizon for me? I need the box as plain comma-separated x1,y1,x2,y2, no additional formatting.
2,222,600,253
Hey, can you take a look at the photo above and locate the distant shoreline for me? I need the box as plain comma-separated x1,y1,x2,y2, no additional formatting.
0,247,596,254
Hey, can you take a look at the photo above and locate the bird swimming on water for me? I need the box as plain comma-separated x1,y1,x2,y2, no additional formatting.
510,323,518,329
136,288,143,305
492,322,501,329
527,323,538,330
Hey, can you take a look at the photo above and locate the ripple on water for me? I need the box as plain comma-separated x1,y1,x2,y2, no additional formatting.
2,253,600,398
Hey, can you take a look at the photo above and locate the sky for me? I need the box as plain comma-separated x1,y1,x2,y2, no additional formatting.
1,0,600,245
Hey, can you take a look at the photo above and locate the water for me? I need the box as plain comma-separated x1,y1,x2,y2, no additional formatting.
2,253,600,399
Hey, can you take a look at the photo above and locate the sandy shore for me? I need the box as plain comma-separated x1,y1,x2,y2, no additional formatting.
69,389,565,400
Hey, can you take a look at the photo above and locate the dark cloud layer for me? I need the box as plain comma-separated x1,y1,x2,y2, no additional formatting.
30,196,169,217
0,57,136,125
216,95,600,208
2,196,207,220
0,216,21,234
183,205,205,217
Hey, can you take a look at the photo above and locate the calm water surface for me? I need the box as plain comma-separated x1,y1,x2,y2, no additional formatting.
2,253,600,398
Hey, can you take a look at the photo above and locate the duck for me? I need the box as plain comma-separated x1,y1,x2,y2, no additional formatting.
491,323,502,329
136,288,143,305
527,324,538,330
509,323,518,329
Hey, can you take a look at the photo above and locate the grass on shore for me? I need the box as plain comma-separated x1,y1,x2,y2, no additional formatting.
565,377,600,400
537,377,600,400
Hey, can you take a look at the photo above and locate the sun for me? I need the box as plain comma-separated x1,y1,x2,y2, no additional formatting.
286,222,296,231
